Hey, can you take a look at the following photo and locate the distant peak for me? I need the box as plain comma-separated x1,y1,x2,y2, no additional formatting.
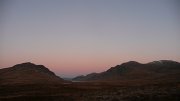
86,73,97,76
11,62,56,76
25,62,34,64
159,60,179,63
12,62,49,71
21,62,35,65
13,62,36,67
148,60,180,65
121,61,141,66
126,61,140,64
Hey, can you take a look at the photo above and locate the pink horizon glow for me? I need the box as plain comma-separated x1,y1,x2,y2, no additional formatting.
1,0,180,78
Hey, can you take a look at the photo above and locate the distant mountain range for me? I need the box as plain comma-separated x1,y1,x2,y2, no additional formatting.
0,60,180,85
0,62,65,85
73,60,180,82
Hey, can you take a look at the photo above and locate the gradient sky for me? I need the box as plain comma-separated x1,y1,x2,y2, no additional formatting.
0,0,180,78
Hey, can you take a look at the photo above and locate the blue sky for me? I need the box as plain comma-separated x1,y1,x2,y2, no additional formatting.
0,0,180,77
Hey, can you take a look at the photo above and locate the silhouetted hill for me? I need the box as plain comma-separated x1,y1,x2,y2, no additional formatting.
73,73,98,81
73,60,180,82
0,62,65,85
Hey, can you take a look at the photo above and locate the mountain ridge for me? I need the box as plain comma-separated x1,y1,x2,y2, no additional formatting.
73,60,180,81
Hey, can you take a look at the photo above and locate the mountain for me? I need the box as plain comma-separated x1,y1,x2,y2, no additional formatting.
0,62,65,85
73,73,98,81
72,60,180,82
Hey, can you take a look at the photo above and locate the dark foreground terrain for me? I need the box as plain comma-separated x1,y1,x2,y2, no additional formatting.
0,61,180,101
0,81,180,101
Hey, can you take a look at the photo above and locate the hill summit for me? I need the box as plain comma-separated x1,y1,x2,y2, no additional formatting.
0,62,64,85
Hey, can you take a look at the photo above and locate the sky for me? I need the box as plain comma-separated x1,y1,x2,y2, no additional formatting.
0,0,180,78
